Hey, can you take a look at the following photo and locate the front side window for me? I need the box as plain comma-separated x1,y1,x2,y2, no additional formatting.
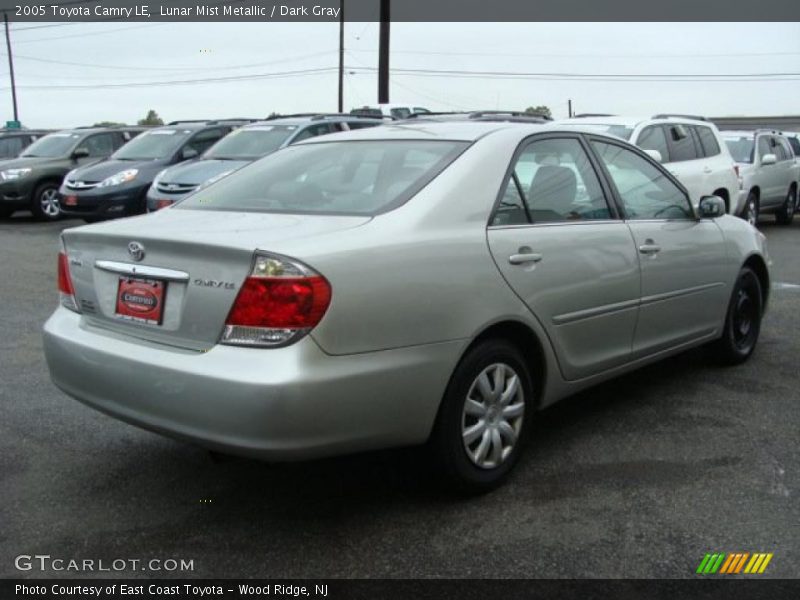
80,133,115,157
178,140,468,215
390,108,412,119
493,137,611,225
757,136,771,161
204,125,297,159
592,140,693,220
291,123,336,143
186,128,226,155
637,125,669,162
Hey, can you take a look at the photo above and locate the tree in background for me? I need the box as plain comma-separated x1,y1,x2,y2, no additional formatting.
137,110,164,126
525,105,552,119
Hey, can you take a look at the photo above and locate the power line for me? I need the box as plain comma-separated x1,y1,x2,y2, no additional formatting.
0,66,337,90
348,48,800,59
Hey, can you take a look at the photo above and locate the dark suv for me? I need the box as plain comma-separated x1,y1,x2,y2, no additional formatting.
146,114,384,211
59,121,241,221
0,127,143,220
0,129,50,160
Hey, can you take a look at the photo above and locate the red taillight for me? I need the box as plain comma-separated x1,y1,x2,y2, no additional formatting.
57,250,80,312
221,253,331,347
226,276,331,328
57,252,73,295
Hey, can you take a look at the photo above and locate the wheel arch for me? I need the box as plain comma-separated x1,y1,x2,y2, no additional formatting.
743,253,770,312
712,187,730,213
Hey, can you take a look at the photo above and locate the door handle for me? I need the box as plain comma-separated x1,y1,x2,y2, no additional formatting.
509,252,543,265
638,242,661,255
703,167,713,174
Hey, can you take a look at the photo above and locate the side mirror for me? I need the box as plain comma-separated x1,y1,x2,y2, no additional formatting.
643,149,663,163
181,147,199,160
761,153,777,165
698,195,726,219
72,148,90,159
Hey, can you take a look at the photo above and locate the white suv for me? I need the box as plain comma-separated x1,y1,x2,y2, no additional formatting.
557,115,740,215
722,130,800,226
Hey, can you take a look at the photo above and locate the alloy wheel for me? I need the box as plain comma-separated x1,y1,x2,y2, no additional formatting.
40,188,60,218
461,363,525,469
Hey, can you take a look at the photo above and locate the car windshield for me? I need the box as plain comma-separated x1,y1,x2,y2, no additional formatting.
178,140,469,216
724,137,755,163
203,126,296,160
20,132,81,157
558,123,634,140
112,128,192,160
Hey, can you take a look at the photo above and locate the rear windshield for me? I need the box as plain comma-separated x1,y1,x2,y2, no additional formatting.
178,140,469,215
21,132,80,158
204,125,296,160
724,137,755,163
113,128,193,160
559,123,634,140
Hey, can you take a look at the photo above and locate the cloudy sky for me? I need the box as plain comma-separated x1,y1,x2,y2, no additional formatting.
1,21,798,128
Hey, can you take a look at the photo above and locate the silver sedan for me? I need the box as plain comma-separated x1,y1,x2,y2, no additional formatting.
44,122,770,491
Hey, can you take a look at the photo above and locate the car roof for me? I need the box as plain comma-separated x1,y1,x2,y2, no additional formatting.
557,115,717,128
295,120,633,144
260,115,385,126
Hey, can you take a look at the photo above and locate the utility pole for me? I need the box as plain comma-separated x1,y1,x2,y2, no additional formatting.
3,12,19,123
568,99,573,118
378,0,390,104
337,0,344,112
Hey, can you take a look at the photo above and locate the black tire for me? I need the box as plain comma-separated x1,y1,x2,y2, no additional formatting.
430,339,535,493
30,182,62,221
711,267,763,365
775,187,796,225
740,192,759,227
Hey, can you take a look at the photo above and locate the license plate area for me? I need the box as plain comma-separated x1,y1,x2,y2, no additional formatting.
64,195,78,206
115,277,166,325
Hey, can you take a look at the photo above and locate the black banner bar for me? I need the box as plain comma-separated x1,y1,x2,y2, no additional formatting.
1,0,799,22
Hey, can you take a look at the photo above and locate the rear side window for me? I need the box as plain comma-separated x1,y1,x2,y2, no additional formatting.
493,137,611,225
637,126,669,162
665,124,699,162
695,126,721,157
178,140,468,216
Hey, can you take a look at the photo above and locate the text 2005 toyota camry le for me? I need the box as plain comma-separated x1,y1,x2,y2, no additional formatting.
44,122,770,491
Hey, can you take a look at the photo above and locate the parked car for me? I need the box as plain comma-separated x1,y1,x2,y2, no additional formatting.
0,126,143,220
407,110,551,124
146,114,384,211
44,122,769,492
0,128,50,160
556,115,740,215
351,103,430,119
721,130,800,225
59,121,238,222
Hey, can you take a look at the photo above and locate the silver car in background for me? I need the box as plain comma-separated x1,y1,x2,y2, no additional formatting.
722,129,800,225
44,122,770,491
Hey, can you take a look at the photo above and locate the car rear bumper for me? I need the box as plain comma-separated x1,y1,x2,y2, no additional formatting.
43,307,461,460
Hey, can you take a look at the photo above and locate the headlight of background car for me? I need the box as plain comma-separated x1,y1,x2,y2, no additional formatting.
0,168,32,181
97,169,138,188
152,169,167,187
62,169,78,186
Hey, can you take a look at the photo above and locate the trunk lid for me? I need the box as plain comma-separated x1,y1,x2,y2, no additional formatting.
62,209,371,350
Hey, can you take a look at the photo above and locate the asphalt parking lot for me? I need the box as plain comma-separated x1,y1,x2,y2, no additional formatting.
1,212,798,579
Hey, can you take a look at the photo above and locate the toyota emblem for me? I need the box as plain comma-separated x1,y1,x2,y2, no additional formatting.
127,241,145,262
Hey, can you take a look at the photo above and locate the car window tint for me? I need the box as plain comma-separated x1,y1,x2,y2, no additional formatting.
592,140,692,220
346,121,381,130
0,138,11,158
695,126,721,157
292,123,336,142
757,136,771,159
775,138,792,161
186,128,226,154
724,136,754,163
492,172,530,226
637,125,669,162
502,137,611,223
787,136,800,156
81,133,115,157
178,140,468,216
390,108,411,119
665,124,699,162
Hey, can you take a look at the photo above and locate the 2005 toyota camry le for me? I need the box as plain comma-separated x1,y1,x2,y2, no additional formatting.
44,122,770,492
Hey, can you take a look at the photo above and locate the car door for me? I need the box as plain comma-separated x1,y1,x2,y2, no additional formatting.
486,135,640,381
663,123,705,208
756,134,782,208
589,138,728,358
773,137,796,201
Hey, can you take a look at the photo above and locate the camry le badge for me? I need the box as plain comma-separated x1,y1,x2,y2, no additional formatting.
127,241,145,262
